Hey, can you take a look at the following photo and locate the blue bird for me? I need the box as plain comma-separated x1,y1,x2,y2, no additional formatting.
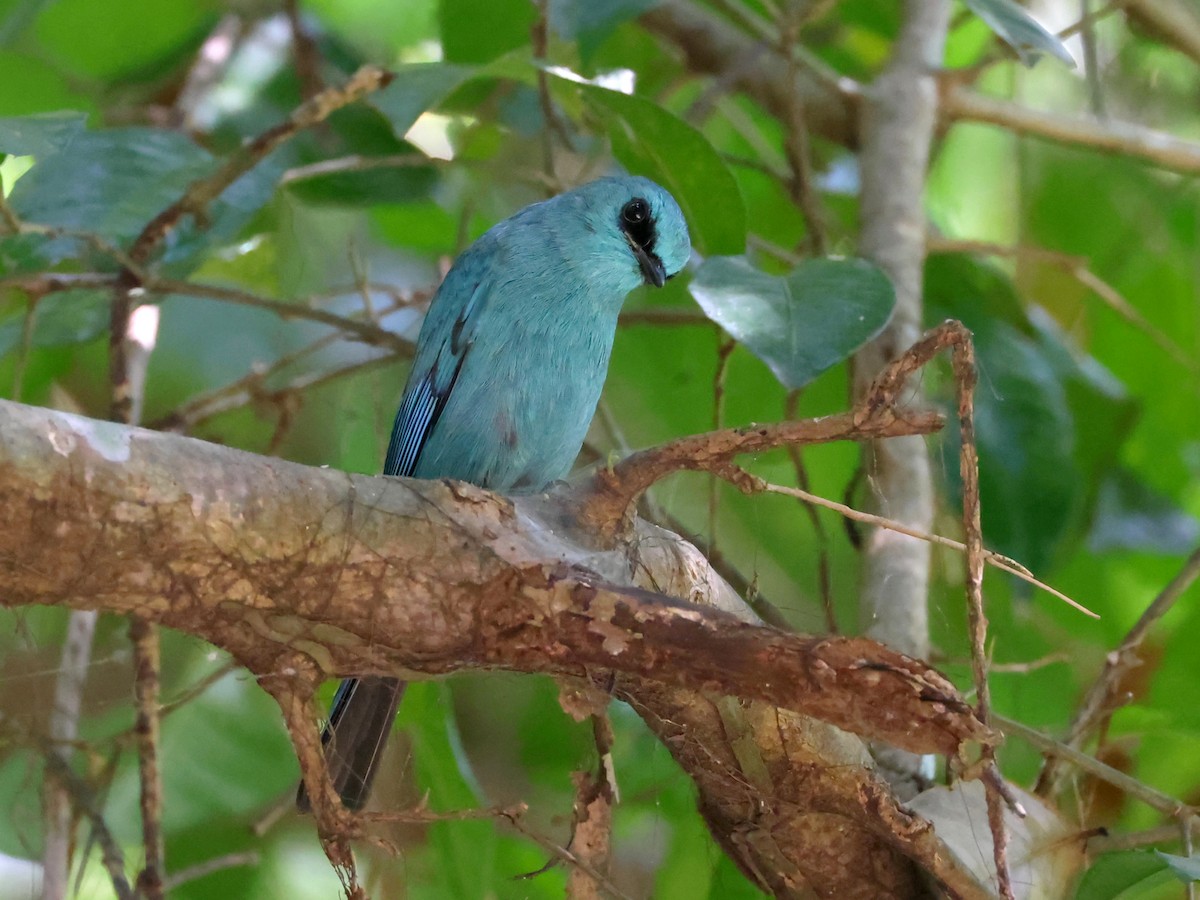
298,175,690,812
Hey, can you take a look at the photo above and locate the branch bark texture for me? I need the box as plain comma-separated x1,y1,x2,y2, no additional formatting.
852,0,948,660
0,398,993,897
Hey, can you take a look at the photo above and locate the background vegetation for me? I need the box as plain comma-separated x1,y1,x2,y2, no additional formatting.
0,0,1198,897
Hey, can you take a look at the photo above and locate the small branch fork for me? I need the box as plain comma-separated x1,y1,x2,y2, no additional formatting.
587,319,1020,896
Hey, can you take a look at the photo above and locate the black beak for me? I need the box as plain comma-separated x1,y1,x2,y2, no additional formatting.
628,237,666,287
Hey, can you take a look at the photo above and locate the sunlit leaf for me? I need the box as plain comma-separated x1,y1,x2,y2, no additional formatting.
370,62,477,138
690,255,895,389
1159,852,1200,883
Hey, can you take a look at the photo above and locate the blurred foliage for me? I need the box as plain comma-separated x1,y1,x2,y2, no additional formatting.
0,0,1198,898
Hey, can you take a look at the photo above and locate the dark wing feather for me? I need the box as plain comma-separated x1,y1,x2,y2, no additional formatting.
382,282,482,478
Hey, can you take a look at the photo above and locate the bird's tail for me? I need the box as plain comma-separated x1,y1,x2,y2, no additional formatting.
295,676,405,812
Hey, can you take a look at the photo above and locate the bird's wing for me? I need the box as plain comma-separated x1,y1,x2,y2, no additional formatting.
382,274,488,478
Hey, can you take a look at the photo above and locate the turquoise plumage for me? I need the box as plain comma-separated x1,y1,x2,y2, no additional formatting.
299,176,690,812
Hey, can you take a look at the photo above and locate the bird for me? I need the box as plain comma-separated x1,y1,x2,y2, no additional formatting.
297,175,691,812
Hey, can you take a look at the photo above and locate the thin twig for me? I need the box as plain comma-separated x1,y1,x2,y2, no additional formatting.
927,235,1196,373
777,5,829,256
162,852,261,892
784,390,837,633
145,275,411,351
1078,0,1107,117
125,64,393,267
110,264,166,899
130,617,165,900
0,270,415,352
944,85,1200,176
284,0,324,99
42,753,135,900
757,481,1094,616
532,0,558,184
1036,545,1200,794
707,336,737,556
949,323,1015,899
280,153,434,185
0,180,21,232
997,713,1199,826
42,609,99,900
11,292,39,401
502,808,634,900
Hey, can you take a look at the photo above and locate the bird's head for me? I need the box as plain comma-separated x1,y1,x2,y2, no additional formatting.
558,175,691,293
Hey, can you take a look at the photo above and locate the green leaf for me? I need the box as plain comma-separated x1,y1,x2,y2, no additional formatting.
439,0,536,64
962,0,1075,67
689,255,895,389
925,254,1137,575
4,127,211,267
105,666,296,832
1074,850,1175,899
0,290,111,357
370,62,477,138
945,319,1079,574
573,81,745,255
285,164,437,206
400,681,498,898
34,0,214,82
549,0,659,57
1159,852,1200,883
2,126,280,275
0,111,86,156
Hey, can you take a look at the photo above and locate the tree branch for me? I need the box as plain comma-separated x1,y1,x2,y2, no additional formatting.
0,396,995,896
642,0,1200,177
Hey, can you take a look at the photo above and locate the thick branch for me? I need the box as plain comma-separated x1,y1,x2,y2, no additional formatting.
852,0,947,663
0,398,999,896
0,398,987,756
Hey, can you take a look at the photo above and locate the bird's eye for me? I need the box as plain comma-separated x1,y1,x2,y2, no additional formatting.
621,198,649,226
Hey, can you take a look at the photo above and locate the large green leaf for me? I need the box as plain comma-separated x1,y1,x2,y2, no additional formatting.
1,125,280,275
926,253,1137,576
0,111,86,156
1074,850,1177,899
573,81,745,255
400,681,498,899
439,0,536,63
689,255,895,389
962,0,1075,67
3,127,210,267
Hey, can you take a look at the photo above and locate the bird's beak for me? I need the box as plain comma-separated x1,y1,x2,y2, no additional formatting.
628,238,666,288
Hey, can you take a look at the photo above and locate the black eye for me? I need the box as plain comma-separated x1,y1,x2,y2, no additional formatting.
622,198,649,226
